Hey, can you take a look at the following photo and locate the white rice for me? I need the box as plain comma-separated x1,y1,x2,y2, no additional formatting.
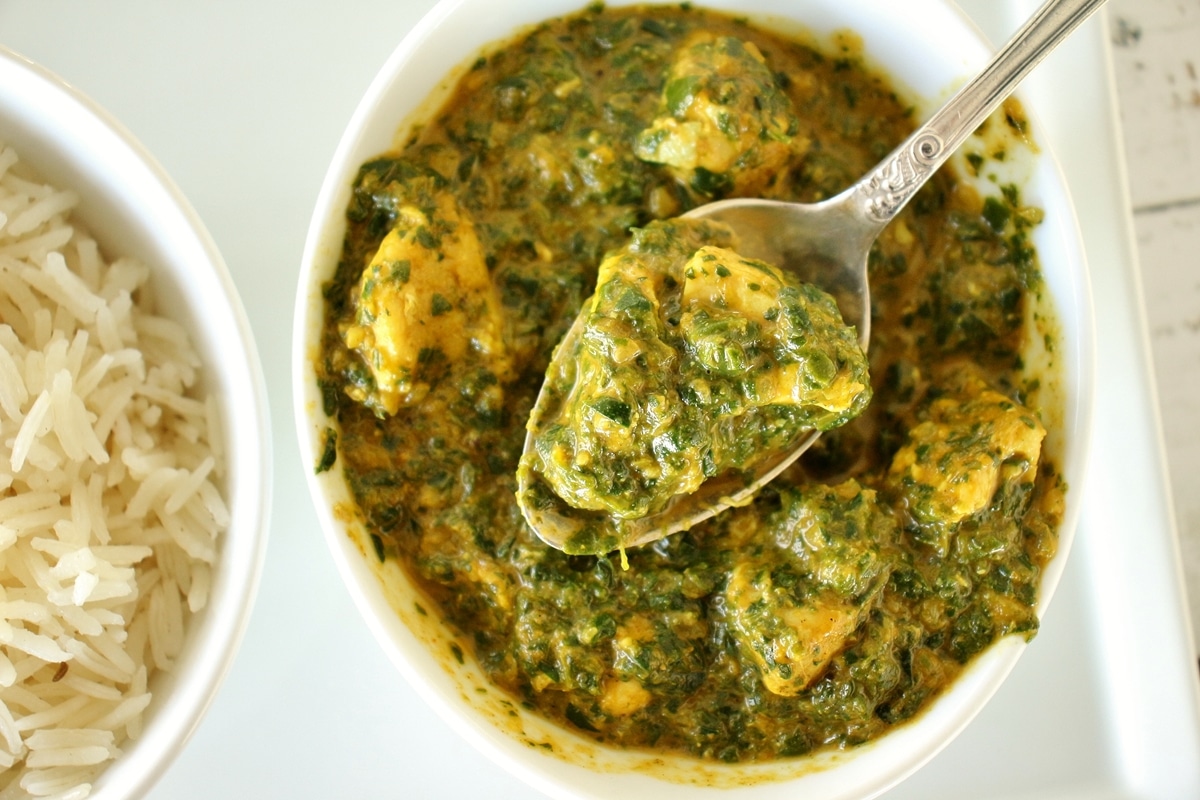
0,142,226,797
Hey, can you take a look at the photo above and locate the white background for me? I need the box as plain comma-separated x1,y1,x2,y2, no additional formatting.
2,1,1198,797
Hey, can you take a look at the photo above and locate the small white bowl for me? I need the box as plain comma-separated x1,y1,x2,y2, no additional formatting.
295,1,1094,797
0,48,271,798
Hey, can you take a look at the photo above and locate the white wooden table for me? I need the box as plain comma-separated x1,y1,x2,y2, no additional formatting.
1109,0,1200,652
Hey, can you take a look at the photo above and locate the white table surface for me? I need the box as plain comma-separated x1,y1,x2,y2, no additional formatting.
1107,0,1200,655
2,1,1199,798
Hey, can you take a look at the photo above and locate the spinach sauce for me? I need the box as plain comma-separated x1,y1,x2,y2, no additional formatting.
318,4,1065,763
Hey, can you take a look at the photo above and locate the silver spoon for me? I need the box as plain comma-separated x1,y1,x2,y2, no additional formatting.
518,0,1107,555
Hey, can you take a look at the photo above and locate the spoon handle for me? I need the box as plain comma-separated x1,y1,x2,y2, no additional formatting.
854,0,1107,224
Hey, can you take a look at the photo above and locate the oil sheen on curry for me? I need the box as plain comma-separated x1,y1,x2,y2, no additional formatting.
317,3,1066,762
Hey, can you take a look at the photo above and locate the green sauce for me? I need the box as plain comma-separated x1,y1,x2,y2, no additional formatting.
318,4,1065,764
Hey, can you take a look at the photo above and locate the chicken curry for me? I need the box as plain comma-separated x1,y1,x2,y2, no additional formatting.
316,3,1065,762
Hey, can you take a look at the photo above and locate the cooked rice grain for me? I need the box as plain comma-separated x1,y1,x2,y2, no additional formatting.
0,142,226,796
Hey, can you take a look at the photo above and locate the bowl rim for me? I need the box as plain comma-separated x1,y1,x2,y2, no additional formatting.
0,46,273,800
292,0,1096,797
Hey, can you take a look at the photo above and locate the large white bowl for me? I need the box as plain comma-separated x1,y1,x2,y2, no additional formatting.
294,1,1095,797
0,48,272,799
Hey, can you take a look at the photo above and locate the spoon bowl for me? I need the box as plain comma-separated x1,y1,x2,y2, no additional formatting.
518,0,1106,553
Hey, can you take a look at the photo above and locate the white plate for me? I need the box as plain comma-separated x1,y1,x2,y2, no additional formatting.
2,1,1196,797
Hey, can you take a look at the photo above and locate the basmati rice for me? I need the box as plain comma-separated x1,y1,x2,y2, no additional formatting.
0,141,227,797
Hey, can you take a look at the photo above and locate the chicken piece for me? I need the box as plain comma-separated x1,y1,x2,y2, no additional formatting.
598,678,652,717
634,33,800,197
888,378,1046,527
342,191,508,415
679,245,869,421
725,565,866,696
525,219,732,521
725,480,895,696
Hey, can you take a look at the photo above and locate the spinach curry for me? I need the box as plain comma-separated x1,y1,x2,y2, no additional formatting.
517,217,872,550
318,4,1065,763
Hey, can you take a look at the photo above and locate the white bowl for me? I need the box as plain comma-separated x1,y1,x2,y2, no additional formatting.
294,1,1095,797
0,48,271,798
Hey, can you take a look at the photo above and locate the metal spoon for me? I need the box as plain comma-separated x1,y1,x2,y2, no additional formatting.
518,0,1107,555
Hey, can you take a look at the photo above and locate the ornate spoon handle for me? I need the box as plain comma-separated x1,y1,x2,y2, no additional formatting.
856,0,1107,223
